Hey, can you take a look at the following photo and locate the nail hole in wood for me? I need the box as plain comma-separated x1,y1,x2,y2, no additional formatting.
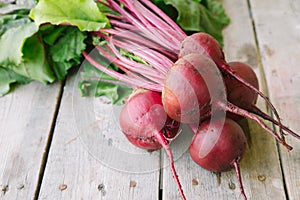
59,184,67,191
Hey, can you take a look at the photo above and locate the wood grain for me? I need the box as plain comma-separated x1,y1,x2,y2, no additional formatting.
1,1,299,200
38,72,161,200
0,81,61,199
250,0,300,199
162,0,287,199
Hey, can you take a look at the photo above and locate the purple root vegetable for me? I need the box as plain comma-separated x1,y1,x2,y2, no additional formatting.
224,61,259,121
224,62,259,108
119,89,186,200
224,62,300,140
80,0,300,198
84,1,299,144
189,117,247,200
178,32,285,136
162,54,293,150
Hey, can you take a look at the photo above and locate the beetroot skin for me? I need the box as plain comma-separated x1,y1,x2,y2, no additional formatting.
224,62,259,110
189,118,247,172
119,89,186,199
162,54,224,124
120,90,179,150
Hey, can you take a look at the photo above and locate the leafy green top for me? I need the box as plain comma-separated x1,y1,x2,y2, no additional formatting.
29,0,110,31
0,0,230,103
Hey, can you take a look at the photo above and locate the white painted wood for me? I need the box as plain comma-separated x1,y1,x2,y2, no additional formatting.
0,81,61,199
38,71,161,199
250,0,300,199
162,0,287,199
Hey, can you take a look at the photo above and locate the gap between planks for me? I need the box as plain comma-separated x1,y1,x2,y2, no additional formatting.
246,0,289,199
33,79,66,200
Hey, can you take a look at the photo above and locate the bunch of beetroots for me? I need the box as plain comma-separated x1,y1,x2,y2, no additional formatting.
84,0,300,199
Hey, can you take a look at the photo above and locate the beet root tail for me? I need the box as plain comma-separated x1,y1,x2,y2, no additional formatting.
233,160,247,200
218,101,293,151
249,105,300,140
220,62,285,139
155,131,186,200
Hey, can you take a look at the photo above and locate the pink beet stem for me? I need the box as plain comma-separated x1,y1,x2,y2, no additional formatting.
233,160,247,200
109,38,173,74
218,60,285,140
249,105,300,140
155,131,186,200
102,27,178,61
217,101,293,151
139,0,186,39
105,0,164,47
117,0,180,51
96,43,165,83
83,51,162,91
134,0,182,44
109,19,136,30
106,0,180,52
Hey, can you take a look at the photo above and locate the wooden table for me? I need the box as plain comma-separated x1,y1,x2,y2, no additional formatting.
1,0,300,199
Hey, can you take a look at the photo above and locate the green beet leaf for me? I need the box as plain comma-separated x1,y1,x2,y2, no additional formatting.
0,14,31,35
159,0,230,45
7,34,56,84
0,21,38,66
78,59,132,105
49,27,87,80
0,67,31,96
29,0,110,31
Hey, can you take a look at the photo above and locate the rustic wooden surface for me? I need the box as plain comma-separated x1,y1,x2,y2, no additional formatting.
0,0,299,199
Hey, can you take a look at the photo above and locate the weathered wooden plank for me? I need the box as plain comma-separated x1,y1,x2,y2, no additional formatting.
162,0,287,199
38,71,161,199
0,82,62,199
250,0,300,199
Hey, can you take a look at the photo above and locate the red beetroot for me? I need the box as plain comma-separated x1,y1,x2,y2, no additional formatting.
120,89,178,149
84,0,300,145
189,117,247,199
119,89,186,200
224,61,259,121
224,62,300,139
178,32,285,134
189,118,246,172
162,53,226,124
225,62,259,110
162,54,292,150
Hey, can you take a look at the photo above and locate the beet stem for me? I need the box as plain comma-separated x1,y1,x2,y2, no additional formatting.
220,62,285,139
250,105,300,140
155,131,186,200
233,160,247,200
134,1,182,43
109,37,173,73
219,101,293,151
119,0,180,51
139,0,186,39
105,40,166,83
83,51,162,91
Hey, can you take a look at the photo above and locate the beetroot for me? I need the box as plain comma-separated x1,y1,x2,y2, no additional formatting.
189,117,247,199
120,89,173,149
178,32,285,133
83,0,300,144
119,89,186,200
224,62,300,139
162,53,226,124
224,61,259,121
225,62,259,110
179,32,225,63
189,118,246,172
162,54,292,150
81,1,300,198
